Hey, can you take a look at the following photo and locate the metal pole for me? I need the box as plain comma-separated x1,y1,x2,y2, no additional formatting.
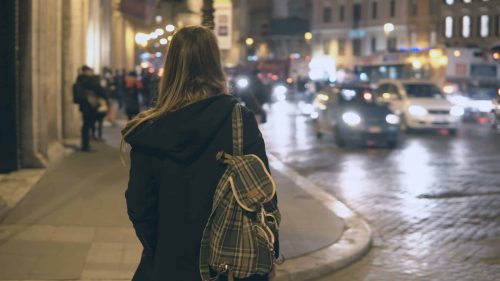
202,0,215,30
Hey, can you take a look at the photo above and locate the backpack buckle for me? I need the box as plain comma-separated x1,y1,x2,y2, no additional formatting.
216,151,233,164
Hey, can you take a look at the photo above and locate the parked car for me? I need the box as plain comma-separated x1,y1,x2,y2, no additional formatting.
376,80,464,134
314,84,400,148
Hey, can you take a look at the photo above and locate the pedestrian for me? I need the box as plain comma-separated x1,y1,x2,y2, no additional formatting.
239,69,269,123
91,74,108,141
114,68,125,109
122,26,279,281
72,65,103,151
103,68,119,126
124,71,143,120
140,68,153,108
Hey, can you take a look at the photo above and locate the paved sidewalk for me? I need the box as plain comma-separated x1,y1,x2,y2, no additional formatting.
0,123,371,280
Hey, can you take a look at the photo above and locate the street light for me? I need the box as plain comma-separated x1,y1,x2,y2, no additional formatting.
160,38,168,45
245,37,254,46
304,32,313,41
384,23,395,35
165,24,175,32
155,28,164,36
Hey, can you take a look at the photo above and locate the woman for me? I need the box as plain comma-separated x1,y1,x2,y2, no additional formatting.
122,26,278,281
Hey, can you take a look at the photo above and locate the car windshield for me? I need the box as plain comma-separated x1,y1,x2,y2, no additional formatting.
404,83,444,99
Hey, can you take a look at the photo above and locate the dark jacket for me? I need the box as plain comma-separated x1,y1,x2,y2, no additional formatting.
125,94,276,281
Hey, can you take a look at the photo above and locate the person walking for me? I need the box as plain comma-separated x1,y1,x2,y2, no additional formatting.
73,65,102,151
124,71,143,120
122,26,279,281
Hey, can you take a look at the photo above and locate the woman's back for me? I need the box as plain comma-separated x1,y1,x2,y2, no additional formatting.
125,94,270,280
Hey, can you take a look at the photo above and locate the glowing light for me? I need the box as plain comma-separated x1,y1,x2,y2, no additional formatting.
273,85,287,96
317,93,329,102
411,59,423,69
165,24,175,32
342,112,362,126
450,106,465,117
286,78,294,84
271,75,279,81
429,49,441,58
363,92,373,101
160,38,168,45
140,62,149,68
384,23,395,34
155,15,163,24
245,37,254,46
453,50,461,57
386,114,400,125
493,52,500,60
304,32,313,40
135,33,149,46
167,35,173,41
155,52,162,57
237,78,249,89
443,85,456,94
150,32,159,39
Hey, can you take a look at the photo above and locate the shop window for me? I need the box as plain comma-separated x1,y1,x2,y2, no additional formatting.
353,39,362,57
480,15,489,37
445,16,453,38
338,39,346,56
387,37,397,52
462,15,471,38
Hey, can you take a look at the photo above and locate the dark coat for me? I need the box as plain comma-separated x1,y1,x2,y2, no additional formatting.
125,94,277,281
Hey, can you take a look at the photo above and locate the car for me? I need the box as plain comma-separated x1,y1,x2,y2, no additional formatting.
376,80,464,134
313,84,400,148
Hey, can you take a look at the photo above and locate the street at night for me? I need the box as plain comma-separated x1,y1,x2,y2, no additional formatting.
2,0,500,280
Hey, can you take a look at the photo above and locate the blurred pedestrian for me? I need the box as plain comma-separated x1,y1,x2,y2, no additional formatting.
239,70,269,123
72,66,104,151
115,69,126,109
90,74,108,141
124,71,143,120
102,68,119,126
140,68,153,108
121,26,279,281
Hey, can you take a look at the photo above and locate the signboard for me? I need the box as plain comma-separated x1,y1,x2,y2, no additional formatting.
214,1,232,50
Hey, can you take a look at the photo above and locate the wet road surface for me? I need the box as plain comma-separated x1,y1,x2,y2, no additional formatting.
260,101,500,281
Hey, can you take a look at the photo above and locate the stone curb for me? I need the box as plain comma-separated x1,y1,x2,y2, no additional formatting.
268,154,372,281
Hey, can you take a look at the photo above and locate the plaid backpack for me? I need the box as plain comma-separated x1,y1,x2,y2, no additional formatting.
199,104,281,281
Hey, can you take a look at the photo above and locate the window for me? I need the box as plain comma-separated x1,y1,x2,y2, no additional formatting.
445,16,453,38
353,4,362,28
340,5,345,22
496,15,500,36
387,37,397,51
323,7,332,23
480,15,489,37
445,0,455,4
462,15,471,38
372,1,378,19
371,37,377,53
390,0,396,18
353,39,362,57
338,39,346,56
409,0,417,16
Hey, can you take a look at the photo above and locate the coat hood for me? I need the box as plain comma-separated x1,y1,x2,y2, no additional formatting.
125,94,238,163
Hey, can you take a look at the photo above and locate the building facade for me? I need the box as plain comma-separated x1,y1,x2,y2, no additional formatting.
311,0,440,81
1,0,134,173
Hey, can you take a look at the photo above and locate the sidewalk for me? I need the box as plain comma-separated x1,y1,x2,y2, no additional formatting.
0,125,371,280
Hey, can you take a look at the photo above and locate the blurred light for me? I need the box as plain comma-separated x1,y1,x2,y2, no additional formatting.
148,68,155,74
140,62,150,68
341,89,357,100
363,92,373,101
247,55,258,61
429,49,441,58
453,50,461,57
411,58,423,69
437,56,448,66
360,72,369,81
150,32,158,39
309,56,336,81
310,111,319,119
273,85,287,96
493,52,500,60
290,53,301,59
245,37,254,46
408,105,428,116
382,92,392,99
450,106,465,116
149,54,156,58
155,15,163,24
498,88,500,96
167,35,173,41
140,52,150,60
237,78,249,88
386,114,400,125
160,38,168,45
286,77,294,84
304,32,313,40
158,67,164,77
271,75,279,81
155,28,164,36
342,112,362,126
443,85,456,94
165,24,175,32
332,202,354,219
155,52,162,57
317,93,329,102
135,33,149,45
384,23,395,34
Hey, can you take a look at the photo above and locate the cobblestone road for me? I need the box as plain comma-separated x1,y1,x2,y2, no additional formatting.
261,102,500,281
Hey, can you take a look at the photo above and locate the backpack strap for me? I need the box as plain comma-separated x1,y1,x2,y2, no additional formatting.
232,104,243,156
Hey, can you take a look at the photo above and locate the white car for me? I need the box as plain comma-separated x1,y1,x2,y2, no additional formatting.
376,80,464,133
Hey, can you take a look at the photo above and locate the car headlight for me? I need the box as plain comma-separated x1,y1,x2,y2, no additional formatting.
237,78,249,89
386,114,400,125
450,105,465,117
342,112,362,126
408,105,428,116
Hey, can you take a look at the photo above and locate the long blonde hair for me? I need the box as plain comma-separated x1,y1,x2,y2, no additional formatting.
122,26,227,139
